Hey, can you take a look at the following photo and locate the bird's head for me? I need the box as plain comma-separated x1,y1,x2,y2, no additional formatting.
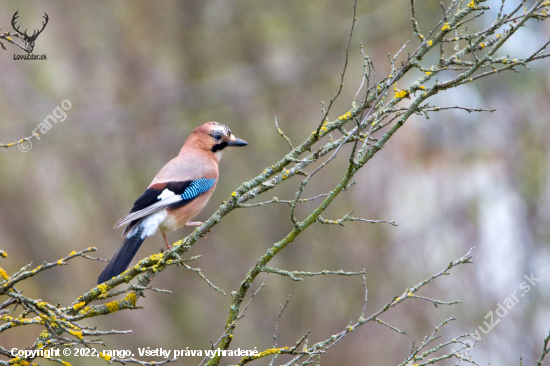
186,122,248,161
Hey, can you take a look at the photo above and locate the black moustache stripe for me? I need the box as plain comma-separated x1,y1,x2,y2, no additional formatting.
211,141,228,152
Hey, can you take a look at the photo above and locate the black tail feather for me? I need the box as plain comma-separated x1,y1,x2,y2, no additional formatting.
97,227,145,284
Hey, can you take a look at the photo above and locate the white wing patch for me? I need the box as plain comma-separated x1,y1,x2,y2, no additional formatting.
157,188,175,200
115,195,181,229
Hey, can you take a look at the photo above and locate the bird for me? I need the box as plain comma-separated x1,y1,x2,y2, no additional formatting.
97,122,248,284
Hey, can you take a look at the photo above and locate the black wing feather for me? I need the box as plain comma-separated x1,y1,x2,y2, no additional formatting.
120,181,194,236
116,179,215,233
129,181,194,213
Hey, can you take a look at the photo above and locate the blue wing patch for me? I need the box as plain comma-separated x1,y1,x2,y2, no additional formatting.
181,178,216,200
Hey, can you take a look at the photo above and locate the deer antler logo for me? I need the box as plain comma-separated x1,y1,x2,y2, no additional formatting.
11,11,49,53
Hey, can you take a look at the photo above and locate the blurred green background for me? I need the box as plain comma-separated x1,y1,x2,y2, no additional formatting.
1,0,549,365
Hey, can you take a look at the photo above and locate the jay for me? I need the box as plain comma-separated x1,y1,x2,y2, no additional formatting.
97,122,247,284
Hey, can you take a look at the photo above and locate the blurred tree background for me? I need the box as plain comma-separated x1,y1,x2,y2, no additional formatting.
1,0,549,365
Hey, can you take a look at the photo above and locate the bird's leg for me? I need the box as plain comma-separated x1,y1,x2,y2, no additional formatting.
186,221,206,237
162,232,171,250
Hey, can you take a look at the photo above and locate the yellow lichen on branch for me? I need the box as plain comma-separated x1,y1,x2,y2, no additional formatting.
339,111,352,121
240,347,290,364
0,265,9,280
80,292,138,318
7,357,34,365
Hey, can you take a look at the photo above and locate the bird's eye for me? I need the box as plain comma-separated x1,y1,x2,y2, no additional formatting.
213,133,223,141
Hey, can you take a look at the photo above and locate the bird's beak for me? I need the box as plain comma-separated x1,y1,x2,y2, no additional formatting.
227,137,248,147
